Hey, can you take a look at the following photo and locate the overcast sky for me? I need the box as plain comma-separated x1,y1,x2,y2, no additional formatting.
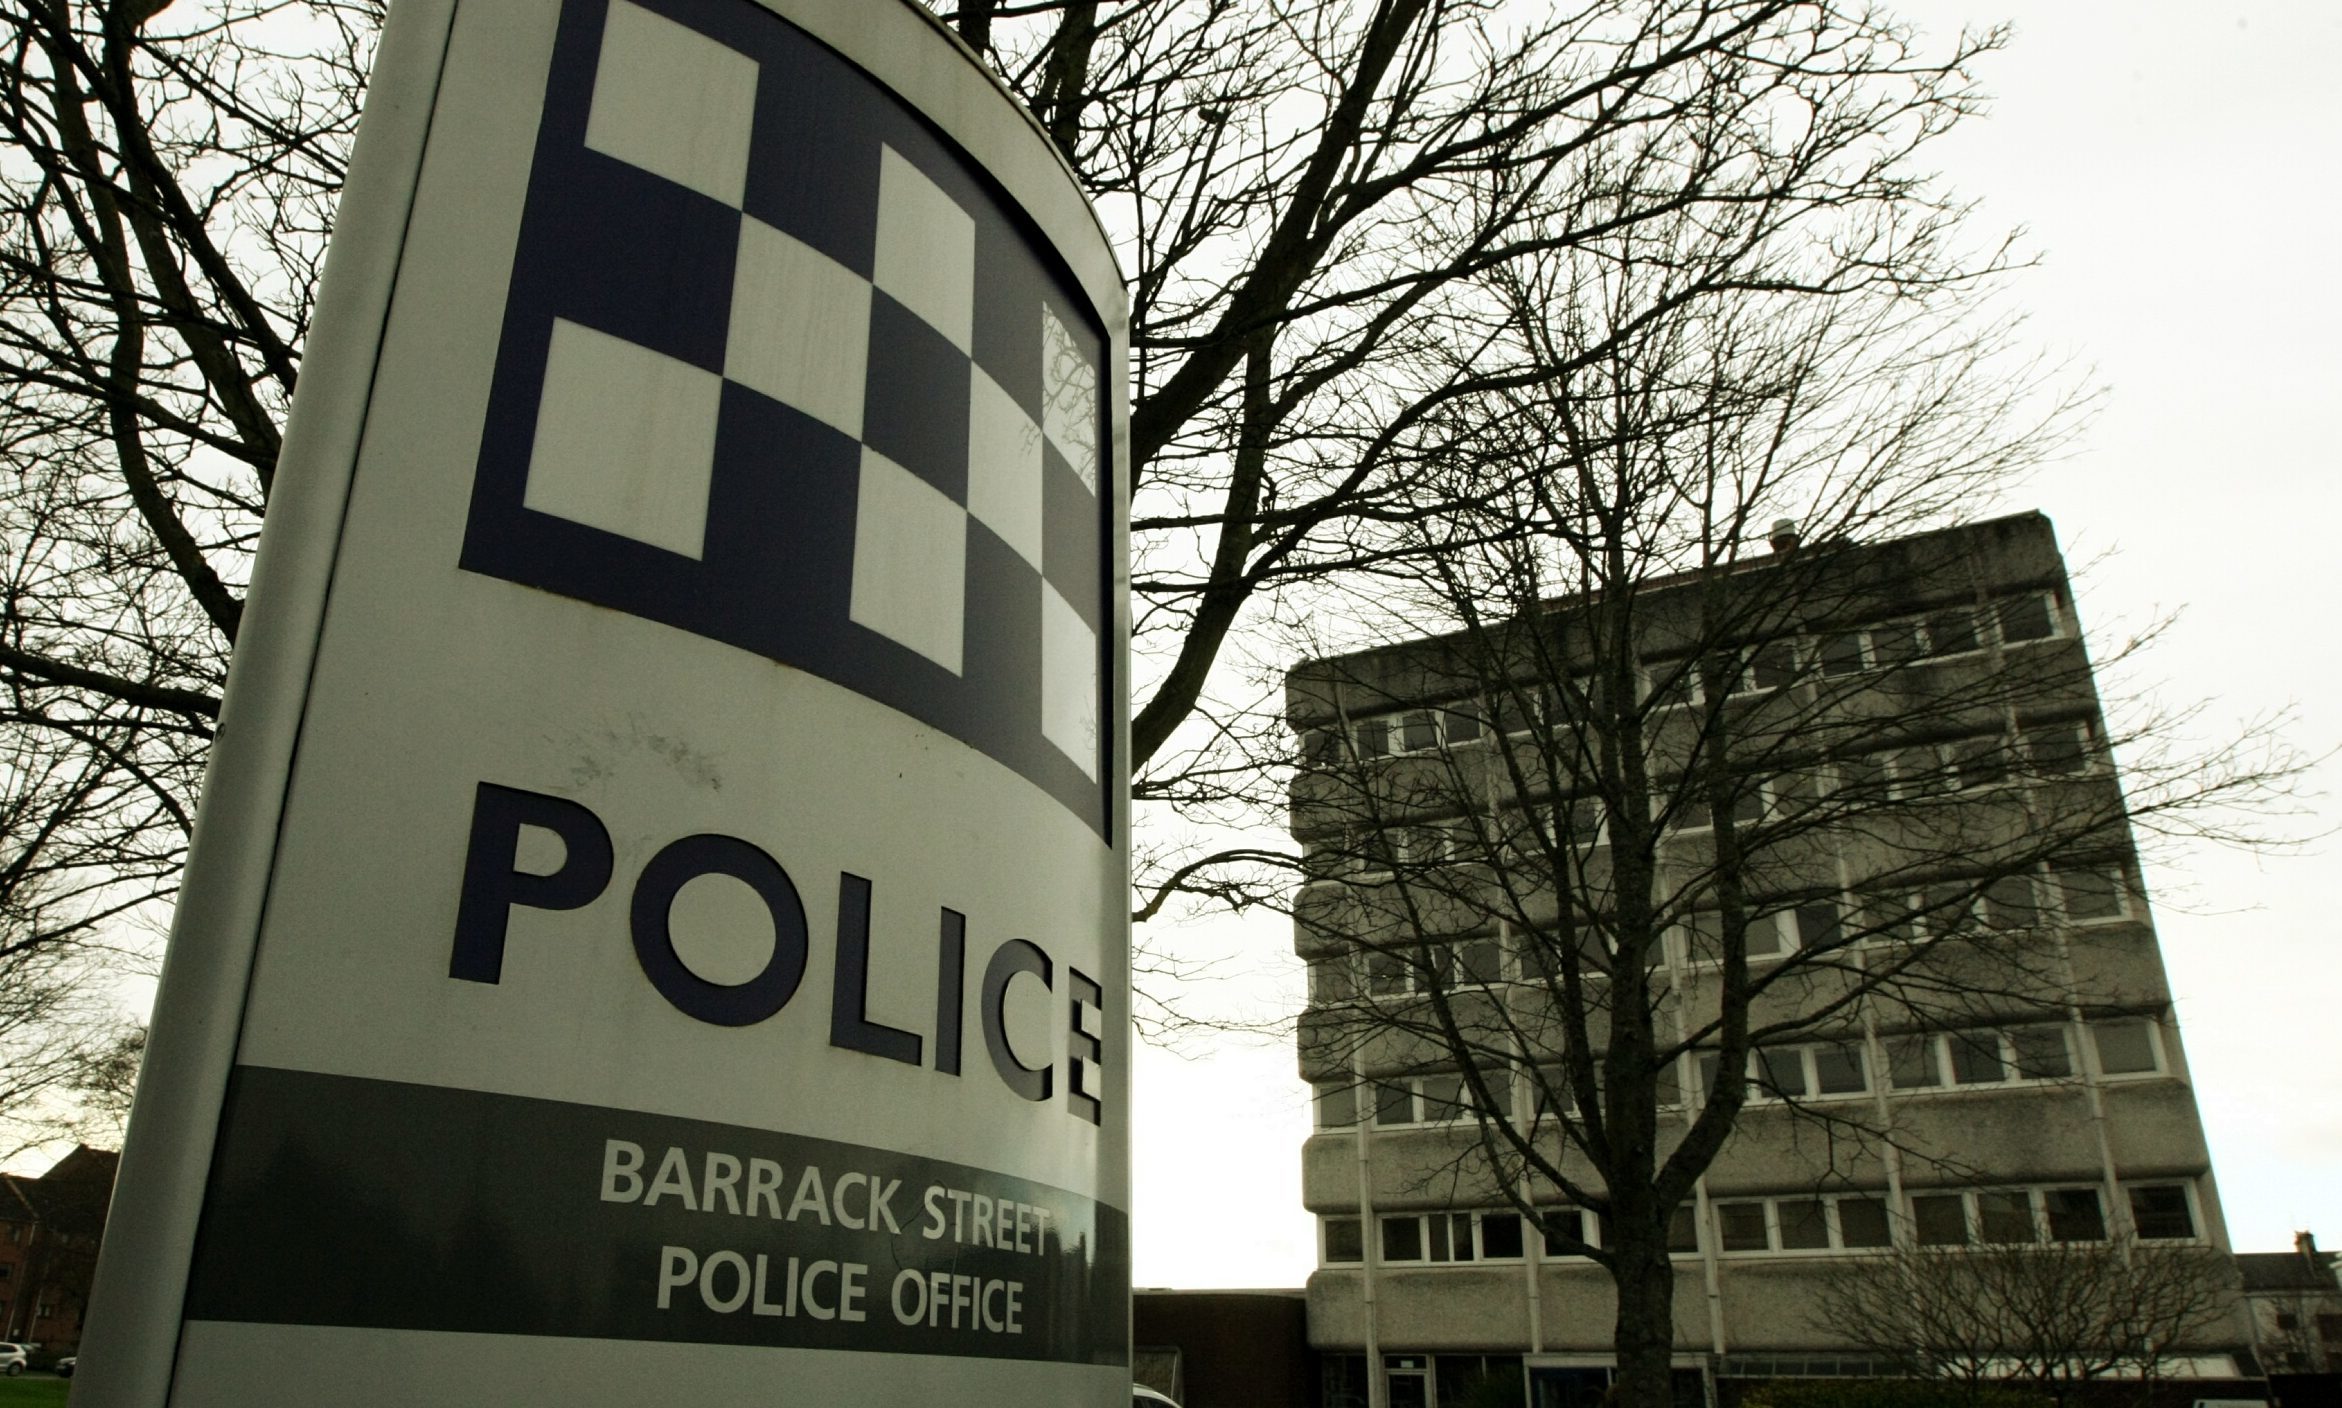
1128,0,2342,1288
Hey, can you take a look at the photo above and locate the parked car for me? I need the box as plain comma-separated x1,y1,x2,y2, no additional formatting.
54,1355,75,1379
0,1343,26,1376
1133,1388,1180,1408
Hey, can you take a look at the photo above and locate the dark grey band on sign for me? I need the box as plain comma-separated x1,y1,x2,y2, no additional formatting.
182,1066,1130,1365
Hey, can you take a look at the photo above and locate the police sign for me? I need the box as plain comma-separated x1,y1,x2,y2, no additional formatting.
76,2,1128,1403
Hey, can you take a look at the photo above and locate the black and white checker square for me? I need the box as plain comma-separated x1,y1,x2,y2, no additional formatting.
462,0,1114,836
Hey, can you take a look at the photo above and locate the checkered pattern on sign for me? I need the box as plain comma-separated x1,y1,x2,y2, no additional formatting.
463,0,1113,835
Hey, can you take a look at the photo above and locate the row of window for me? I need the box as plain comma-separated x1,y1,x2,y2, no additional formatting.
1311,1017,2169,1129
1302,720,2103,878
1318,594,2065,761
1322,1180,2199,1266
1307,866,2138,1002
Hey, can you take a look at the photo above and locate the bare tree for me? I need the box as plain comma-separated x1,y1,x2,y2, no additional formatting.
1811,1231,2242,1408
1272,150,2292,1401
931,0,2045,915
0,3,2297,1402
0,722,152,1149
0,0,379,1057
1,0,2057,1037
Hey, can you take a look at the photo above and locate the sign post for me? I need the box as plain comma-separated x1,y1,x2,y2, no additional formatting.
76,1,1129,1403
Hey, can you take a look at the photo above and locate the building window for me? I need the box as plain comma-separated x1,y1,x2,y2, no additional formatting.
1833,752,1892,801
1890,1026,2078,1091
1311,958,1358,1005
1357,936,1505,998
1913,1193,1968,1245
1642,660,1703,713
2024,722,2097,775
1480,1212,1524,1259
1711,1042,1871,1102
1375,1211,1527,1264
1556,796,1609,848
1368,1073,1487,1128
1436,1355,1526,1408
1667,1204,1699,1252
1324,1218,1364,1263
2089,1018,2163,1076
1718,1201,1767,1252
1674,908,1796,965
1493,689,1536,736
1541,1208,1589,1255
1380,1215,1423,1261
1817,631,1866,676
2044,1187,2107,1242
2007,1027,2073,1079
1811,1043,1868,1094
1906,1185,2118,1245
1449,936,1505,988
1859,892,1920,946
2127,1184,2196,1240
1792,899,1843,949
1737,640,1799,694
1949,1031,2007,1085
1839,1198,1893,1248
1997,593,2060,643
1400,710,1439,753
1887,1035,1940,1089
1316,1082,1359,1128
1713,1194,1894,1254
1976,1190,2036,1242
1924,608,1982,657
1667,780,1770,835
1953,737,2013,790
1981,875,2039,930
2054,866,2132,922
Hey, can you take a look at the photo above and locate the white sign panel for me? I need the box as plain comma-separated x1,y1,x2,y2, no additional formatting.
76,1,1128,1403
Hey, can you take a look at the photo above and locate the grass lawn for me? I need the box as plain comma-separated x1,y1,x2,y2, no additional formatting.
0,1378,68,1406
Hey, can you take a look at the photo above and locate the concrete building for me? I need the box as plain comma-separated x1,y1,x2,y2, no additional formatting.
1283,514,2256,1408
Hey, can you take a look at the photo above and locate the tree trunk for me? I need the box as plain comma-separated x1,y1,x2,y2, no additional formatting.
1610,1227,1681,1408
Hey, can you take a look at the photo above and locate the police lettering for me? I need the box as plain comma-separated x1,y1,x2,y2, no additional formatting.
449,781,1105,1121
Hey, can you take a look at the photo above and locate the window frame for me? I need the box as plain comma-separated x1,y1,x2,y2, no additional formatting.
1672,907,1798,967
1888,1024,2079,1092
1663,777,1774,835
1806,595,2063,687
2125,1182,2200,1241
1364,1072,1491,1129
1710,1192,1897,1256
2053,864,2136,923
2022,720,2100,777
1698,1041,1872,1105
1357,935,1508,999
1995,591,2064,645
1639,658,1706,714
1904,1183,2118,1247
2087,1016,2165,1077
1373,1208,1534,1265
1313,1080,1360,1129
1322,1215,1365,1264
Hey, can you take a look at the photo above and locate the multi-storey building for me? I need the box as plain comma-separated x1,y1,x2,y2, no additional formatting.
1283,514,2256,1408
0,1145,116,1353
